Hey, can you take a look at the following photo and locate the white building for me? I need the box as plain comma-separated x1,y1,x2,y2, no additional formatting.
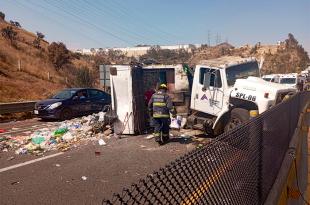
74,44,201,57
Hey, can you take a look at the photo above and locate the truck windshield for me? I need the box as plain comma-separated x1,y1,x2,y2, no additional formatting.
280,78,296,84
52,90,76,99
226,62,260,86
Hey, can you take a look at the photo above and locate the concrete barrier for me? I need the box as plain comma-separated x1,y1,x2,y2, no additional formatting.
264,103,310,205
0,101,37,114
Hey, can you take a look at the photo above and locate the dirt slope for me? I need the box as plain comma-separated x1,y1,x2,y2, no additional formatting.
0,19,94,102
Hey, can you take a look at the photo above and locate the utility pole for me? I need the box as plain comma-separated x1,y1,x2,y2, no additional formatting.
215,33,221,45
18,59,21,71
207,30,211,46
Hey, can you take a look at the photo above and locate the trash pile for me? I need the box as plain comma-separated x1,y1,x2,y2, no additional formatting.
0,112,113,155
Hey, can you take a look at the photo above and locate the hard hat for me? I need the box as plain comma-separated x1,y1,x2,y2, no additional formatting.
159,84,167,89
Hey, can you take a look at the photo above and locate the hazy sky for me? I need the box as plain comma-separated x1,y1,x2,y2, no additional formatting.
1,0,309,53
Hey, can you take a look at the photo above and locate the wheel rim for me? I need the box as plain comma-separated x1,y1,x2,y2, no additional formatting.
226,117,242,131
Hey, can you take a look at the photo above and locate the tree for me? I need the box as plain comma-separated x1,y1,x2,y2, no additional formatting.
285,33,298,49
33,32,45,49
10,20,21,28
75,67,94,88
0,11,5,20
1,26,17,45
48,42,70,69
32,38,41,49
90,48,96,54
36,32,45,39
140,46,191,64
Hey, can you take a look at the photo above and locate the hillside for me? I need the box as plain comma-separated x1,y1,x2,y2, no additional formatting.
189,35,310,74
1,14,309,103
0,18,96,103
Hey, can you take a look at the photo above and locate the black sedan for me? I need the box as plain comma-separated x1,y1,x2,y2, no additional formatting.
34,88,111,120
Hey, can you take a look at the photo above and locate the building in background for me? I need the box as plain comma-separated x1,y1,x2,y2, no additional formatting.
74,44,201,57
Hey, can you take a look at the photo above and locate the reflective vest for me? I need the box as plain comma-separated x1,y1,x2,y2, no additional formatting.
148,90,174,118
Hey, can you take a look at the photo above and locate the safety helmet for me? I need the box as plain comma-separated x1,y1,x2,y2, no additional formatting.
159,84,167,90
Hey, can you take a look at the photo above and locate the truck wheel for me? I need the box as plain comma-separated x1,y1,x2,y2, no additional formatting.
60,108,72,121
224,108,249,132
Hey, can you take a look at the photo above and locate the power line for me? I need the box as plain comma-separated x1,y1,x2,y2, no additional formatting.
93,0,173,44
208,30,211,46
54,0,165,46
12,0,105,47
103,0,182,43
77,0,156,44
43,0,134,45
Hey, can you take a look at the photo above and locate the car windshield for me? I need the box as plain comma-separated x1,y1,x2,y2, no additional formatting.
226,62,260,86
280,78,296,84
52,90,76,99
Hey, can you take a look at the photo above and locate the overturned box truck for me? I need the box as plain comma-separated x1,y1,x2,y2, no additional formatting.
106,56,296,136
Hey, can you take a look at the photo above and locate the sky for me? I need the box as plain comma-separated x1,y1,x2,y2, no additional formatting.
0,0,309,53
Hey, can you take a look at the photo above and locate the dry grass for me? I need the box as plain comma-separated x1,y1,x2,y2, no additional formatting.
0,20,97,102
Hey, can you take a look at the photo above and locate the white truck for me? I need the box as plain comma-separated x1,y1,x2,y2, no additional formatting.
262,74,279,82
107,56,296,136
186,56,296,135
277,73,298,88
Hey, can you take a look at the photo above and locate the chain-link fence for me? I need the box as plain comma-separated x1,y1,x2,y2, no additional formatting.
102,92,310,205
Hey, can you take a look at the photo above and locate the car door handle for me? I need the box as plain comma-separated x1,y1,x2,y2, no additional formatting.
86,100,91,103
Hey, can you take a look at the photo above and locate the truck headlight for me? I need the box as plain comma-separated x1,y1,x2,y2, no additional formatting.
47,102,62,110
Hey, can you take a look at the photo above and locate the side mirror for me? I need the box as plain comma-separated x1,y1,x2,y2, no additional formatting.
203,72,211,91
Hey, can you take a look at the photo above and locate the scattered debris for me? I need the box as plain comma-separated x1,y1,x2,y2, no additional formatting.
81,176,87,181
170,116,182,129
145,135,155,139
98,139,106,146
103,129,112,136
0,112,114,154
55,164,61,167
0,129,6,133
95,151,101,156
7,156,15,161
11,181,20,185
196,144,204,149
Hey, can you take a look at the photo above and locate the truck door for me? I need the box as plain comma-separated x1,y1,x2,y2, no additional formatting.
193,67,224,116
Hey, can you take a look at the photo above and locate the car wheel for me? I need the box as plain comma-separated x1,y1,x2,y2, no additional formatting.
224,108,249,132
102,105,110,112
60,108,72,121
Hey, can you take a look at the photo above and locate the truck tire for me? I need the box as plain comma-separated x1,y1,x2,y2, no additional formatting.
224,108,249,132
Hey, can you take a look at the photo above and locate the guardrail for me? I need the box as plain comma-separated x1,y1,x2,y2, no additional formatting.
0,101,37,114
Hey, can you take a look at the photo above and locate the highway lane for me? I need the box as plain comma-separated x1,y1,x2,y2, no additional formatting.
0,132,197,205
0,118,58,136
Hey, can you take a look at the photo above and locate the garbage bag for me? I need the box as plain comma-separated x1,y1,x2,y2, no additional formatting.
32,136,45,145
53,128,68,137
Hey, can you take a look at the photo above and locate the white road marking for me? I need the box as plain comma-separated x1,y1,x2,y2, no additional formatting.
0,152,64,173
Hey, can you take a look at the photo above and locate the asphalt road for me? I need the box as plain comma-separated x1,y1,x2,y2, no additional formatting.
0,119,202,205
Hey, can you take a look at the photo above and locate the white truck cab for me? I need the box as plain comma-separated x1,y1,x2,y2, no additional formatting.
262,74,279,82
278,73,298,88
188,56,296,135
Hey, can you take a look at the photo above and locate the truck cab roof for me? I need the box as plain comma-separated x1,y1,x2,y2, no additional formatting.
198,56,257,69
